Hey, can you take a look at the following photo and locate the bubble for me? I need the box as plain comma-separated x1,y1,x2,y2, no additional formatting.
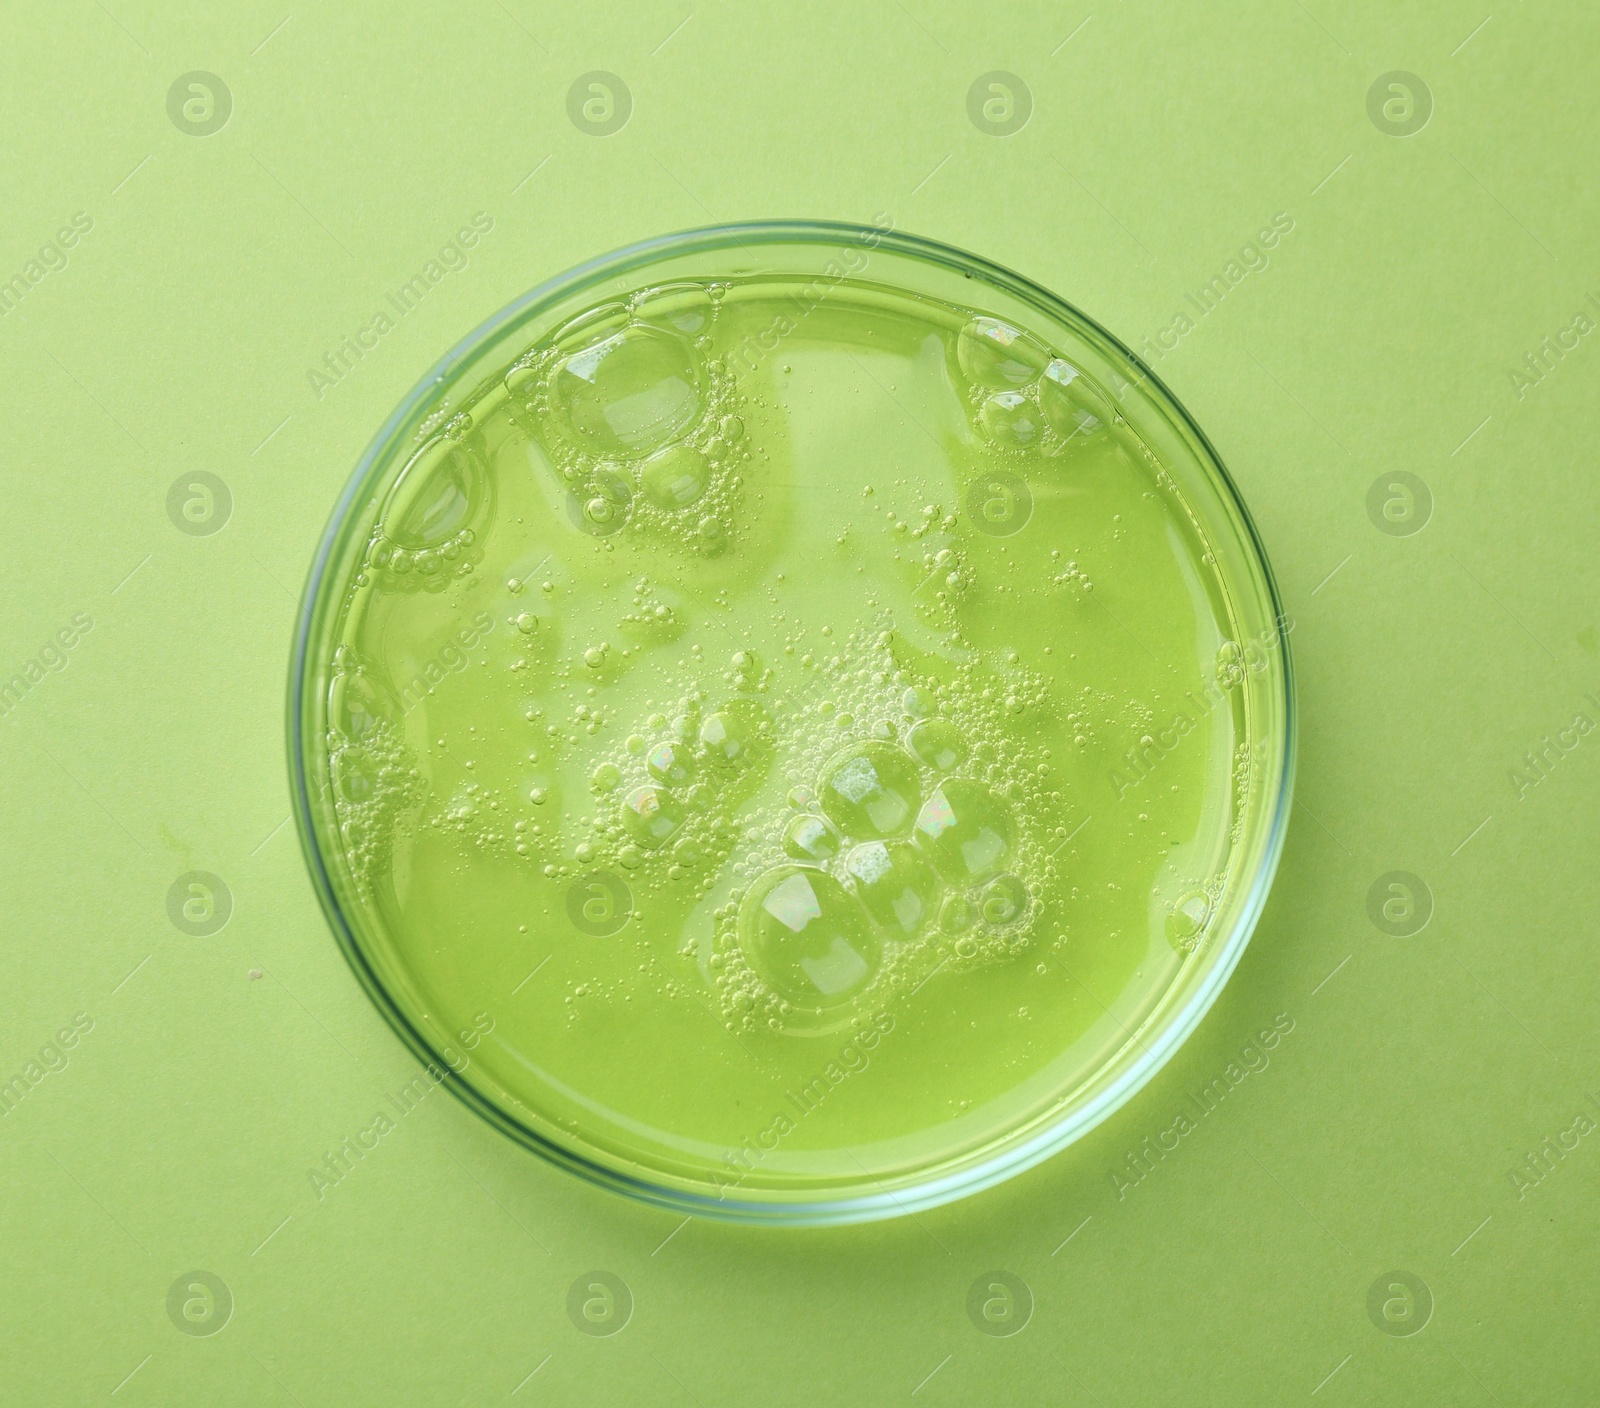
701,710,754,767
738,866,881,1010
591,762,622,792
1167,890,1211,952
632,282,714,337
646,740,696,785
939,892,974,934
381,435,489,550
818,742,922,839
591,464,630,500
980,391,1046,448
333,747,379,803
720,414,744,441
907,718,968,772
549,302,631,356
979,874,1029,926
1038,359,1112,440
784,813,843,862
913,779,1015,883
620,784,685,849
640,444,712,508
529,787,549,804
902,687,935,718
328,669,399,743
516,612,538,634
956,317,1046,390
551,324,704,458
844,841,941,935
504,360,541,402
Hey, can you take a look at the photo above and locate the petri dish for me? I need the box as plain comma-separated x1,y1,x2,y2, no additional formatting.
290,221,1294,1224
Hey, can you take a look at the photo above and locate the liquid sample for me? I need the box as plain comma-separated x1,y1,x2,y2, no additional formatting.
316,273,1271,1203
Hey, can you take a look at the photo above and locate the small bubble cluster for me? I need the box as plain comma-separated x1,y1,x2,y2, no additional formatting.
494,685,779,898
325,652,424,884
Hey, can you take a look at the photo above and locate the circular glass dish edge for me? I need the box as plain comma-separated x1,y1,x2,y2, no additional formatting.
287,219,1298,1225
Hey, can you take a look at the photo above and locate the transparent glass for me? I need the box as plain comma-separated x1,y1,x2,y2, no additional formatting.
289,221,1294,1224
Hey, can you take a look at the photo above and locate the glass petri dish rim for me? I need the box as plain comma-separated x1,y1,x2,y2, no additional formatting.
288,218,1297,1226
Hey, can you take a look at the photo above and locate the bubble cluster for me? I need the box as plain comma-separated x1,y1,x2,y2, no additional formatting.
954,315,1122,460
325,651,424,885
358,414,492,592
696,627,1055,1035
558,691,776,895
503,282,751,555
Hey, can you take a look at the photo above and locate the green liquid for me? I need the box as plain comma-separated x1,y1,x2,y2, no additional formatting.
320,274,1261,1201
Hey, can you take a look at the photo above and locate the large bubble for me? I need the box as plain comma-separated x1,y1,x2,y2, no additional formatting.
380,435,490,550
979,390,1046,448
956,317,1047,391
844,841,941,936
328,668,400,744
906,718,968,772
333,745,380,803
700,708,757,768
640,444,711,508
646,740,696,785
913,778,1015,883
818,742,922,839
785,813,843,862
632,282,715,338
551,323,704,458
1038,358,1113,441
738,866,881,1010
620,784,685,849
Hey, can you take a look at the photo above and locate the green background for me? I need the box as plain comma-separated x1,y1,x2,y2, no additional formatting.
4,1,1597,1402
